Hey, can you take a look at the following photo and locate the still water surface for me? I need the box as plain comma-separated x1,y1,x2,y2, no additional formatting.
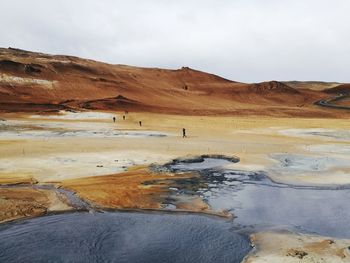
0,212,251,263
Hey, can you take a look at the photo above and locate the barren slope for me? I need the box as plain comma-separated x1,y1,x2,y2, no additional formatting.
0,47,344,117
324,84,350,94
284,81,341,91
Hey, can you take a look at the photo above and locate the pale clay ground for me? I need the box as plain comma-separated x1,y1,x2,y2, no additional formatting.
1,110,350,262
1,111,350,185
244,231,350,263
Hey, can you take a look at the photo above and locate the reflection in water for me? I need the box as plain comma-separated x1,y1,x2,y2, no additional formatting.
0,212,251,263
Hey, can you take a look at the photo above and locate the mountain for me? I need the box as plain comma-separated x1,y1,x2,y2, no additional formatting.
324,84,350,94
0,47,345,117
283,81,341,91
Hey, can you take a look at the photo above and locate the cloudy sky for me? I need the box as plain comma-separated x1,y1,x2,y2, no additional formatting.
1,0,349,82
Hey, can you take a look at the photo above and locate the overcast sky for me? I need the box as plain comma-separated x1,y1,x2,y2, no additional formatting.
0,0,349,83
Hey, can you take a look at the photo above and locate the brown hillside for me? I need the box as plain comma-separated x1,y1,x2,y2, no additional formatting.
324,84,350,94
0,48,343,117
284,81,341,91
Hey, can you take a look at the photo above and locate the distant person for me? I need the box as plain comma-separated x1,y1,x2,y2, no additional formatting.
182,128,187,138
139,121,142,127
123,115,125,120
113,117,116,123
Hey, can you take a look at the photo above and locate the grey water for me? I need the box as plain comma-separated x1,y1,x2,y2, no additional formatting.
167,157,350,239
229,183,350,238
0,212,251,263
271,153,350,174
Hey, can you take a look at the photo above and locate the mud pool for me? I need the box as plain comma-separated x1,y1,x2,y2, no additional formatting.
0,111,170,139
30,111,116,120
279,128,350,141
270,153,350,175
165,157,350,238
0,120,169,139
0,212,251,263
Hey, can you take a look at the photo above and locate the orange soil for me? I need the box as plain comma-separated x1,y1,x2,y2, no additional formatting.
61,167,209,212
0,173,37,185
0,188,51,223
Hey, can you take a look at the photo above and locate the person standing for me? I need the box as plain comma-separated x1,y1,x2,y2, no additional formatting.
139,121,142,127
182,128,187,138
123,115,125,120
113,117,116,123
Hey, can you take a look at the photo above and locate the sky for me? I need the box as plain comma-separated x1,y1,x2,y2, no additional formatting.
0,0,349,83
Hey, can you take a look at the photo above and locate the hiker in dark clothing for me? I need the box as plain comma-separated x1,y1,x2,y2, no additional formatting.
113,117,116,123
123,115,125,120
139,121,142,127
182,128,187,138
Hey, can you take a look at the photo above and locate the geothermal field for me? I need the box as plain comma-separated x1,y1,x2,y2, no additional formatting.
1,48,350,262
